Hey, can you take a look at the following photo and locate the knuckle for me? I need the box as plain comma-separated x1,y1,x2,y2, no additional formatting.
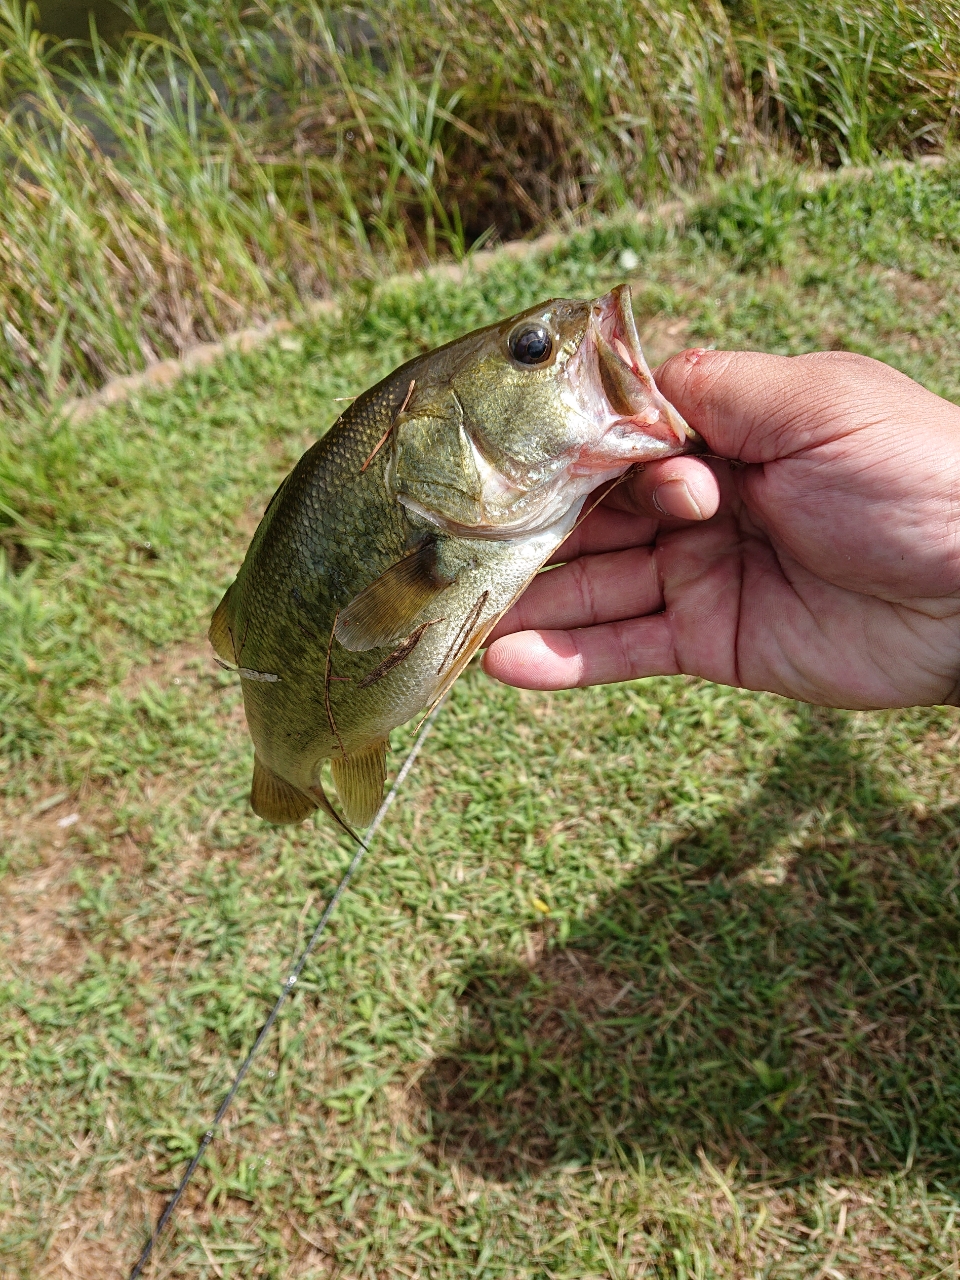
796,349,898,387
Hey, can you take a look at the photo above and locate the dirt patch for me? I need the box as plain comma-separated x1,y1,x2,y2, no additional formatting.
34,1175,162,1280
119,638,215,701
0,793,156,980
238,503,264,539
2,847,86,976
882,266,943,310
532,948,633,1015
640,316,692,368
29,1167,324,1280
0,787,123,976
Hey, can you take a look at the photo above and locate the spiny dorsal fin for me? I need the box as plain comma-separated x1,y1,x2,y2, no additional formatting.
334,542,452,653
209,584,236,664
251,755,317,825
330,738,387,828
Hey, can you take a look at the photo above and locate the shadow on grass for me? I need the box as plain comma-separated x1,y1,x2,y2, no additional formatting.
422,706,960,1182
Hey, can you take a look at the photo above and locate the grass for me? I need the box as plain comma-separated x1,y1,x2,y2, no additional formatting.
5,159,960,1276
1,0,959,411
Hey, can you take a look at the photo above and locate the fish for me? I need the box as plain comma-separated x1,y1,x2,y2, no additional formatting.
209,284,700,831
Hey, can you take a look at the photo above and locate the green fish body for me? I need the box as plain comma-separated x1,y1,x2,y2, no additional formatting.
210,286,699,829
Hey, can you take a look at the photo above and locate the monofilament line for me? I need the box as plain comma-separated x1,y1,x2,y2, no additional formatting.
127,698,447,1279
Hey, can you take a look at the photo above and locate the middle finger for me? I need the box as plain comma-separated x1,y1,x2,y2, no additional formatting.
487,544,663,642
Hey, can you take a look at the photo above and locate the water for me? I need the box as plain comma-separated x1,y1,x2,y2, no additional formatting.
34,2,146,43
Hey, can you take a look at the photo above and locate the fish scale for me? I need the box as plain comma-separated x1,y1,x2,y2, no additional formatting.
210,285,700,830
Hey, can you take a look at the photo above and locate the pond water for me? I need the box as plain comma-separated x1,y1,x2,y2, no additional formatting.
34,1,146,42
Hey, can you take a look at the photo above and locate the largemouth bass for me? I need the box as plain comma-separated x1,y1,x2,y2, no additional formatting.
209,285,699,830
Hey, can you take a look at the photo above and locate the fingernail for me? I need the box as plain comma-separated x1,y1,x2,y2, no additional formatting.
652,478,704,520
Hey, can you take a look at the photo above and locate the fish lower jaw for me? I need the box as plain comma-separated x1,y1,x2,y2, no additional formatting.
569,430,686,476
398,482,591,542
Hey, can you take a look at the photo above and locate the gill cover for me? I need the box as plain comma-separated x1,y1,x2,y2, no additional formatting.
389,388,485,527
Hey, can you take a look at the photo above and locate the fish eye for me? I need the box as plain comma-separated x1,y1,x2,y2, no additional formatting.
509,324,553,366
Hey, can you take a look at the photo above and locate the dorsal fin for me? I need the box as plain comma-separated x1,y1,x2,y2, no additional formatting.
334,542,453,652
251,755,317,825
330,738,387,828
209,584,236,664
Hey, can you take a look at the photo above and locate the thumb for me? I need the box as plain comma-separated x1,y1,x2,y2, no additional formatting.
654,348,921,464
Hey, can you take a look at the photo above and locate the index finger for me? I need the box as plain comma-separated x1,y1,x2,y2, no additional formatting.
549,455,722,564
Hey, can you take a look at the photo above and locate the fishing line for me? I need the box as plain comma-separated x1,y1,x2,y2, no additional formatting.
127,697,447,1279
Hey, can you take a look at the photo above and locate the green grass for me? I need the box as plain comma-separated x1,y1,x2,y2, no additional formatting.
1,0,959,410
5,160,960,1275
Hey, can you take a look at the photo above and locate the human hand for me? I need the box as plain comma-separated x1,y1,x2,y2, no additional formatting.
483,350,960,709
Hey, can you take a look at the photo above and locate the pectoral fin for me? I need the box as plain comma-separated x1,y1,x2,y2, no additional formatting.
251,755,318,824
335,542,452,652
209,585,236,663
330,738,387,827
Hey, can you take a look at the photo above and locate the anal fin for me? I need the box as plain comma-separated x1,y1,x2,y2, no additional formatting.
209,584,236,663
335,542,452,652
251,755,318,825
308,779,360,842
330,738,387,827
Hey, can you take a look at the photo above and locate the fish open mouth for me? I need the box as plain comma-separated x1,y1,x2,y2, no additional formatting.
586,283,697,449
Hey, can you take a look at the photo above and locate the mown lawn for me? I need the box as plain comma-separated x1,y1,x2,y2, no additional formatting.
4,160,960,1277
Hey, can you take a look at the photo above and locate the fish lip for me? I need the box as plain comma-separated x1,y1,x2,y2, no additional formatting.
588,283,699,448
590,283,650,388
